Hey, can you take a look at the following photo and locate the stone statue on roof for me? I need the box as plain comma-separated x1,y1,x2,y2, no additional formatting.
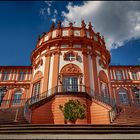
50,22,55,30
81,20,86,28
88,22,93,30
57,21,61,29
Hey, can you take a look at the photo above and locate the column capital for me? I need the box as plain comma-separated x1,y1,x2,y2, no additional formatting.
45,52,52,57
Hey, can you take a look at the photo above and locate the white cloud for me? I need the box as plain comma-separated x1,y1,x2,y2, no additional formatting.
40,8,46,15
51,18,56,23
47,7,51,15
54,9,58,15
45,1,54,7
61,1,140,50
40,2,57,22
39,7,51,16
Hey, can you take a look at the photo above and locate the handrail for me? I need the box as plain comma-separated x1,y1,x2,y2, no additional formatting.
0,98,27,108
24,85,117,123
108,105,118,123
127,99,140,107
27,85,116,107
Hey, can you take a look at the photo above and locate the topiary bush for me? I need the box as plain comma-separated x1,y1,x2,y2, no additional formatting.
59,99,86,123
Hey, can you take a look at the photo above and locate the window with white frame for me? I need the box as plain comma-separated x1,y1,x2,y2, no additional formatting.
86,31,90,38
19,71,25,81
118,89,128,104
52,30,56,38
73,44,81,48
62,76,78,92
2,70,9,81
116,70,122,80
12,90,22,104
61,45,68,48
32,82,40,96
132,72,138,80
94,35,98,42
74,30,80,36
62,30,68,36
65,53,76,61
101,82,108,97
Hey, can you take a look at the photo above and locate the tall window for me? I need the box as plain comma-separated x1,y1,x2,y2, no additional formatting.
116,70,122,80
74,30,80,36
132,72,138,80
52,30,56,38
0,90,4,105
62,76,78,92
101,82,108,97
1,70,9,81
12,90,22,104
94,35,98,42
118,89,128,104
32,82,40,96
62,30,68,36
86,31,90,38
19,71,25,81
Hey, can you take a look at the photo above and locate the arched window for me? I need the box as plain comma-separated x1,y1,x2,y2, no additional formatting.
99,71,109,98
101,82,108,97
118,88,128,104
32,81,40,96
12,90,22,104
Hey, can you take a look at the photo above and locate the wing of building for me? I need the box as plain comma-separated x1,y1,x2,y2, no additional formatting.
0,20,140,125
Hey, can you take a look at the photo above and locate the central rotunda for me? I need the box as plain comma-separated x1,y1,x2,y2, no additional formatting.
25,20,115,124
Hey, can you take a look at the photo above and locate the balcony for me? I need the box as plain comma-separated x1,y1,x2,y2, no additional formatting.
26,85,115,107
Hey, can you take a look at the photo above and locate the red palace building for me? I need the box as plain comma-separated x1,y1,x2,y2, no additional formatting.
0,20,140,125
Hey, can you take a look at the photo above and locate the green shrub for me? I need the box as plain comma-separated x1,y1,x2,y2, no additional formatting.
59,99,86,122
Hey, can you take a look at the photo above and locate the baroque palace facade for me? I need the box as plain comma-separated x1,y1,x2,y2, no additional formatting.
0,20,140,125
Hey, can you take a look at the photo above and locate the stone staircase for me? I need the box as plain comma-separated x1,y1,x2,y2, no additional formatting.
0,124,140,134
112,105,140,125
0,107,28,124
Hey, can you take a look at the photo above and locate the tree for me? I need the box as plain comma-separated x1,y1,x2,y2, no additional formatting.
59,99,86,124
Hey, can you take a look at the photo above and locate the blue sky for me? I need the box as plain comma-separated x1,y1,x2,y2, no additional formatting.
0,1,140,66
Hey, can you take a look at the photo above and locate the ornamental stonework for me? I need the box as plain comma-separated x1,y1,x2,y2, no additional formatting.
61,63,82,75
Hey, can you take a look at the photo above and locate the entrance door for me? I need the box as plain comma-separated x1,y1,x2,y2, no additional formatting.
62,76,78,92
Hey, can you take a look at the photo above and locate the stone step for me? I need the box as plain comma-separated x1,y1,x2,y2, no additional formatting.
0,124,140,134
116,116,140,119
114,120,140,123
113,122,140,125
112,106,140,125
0,107,27,124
